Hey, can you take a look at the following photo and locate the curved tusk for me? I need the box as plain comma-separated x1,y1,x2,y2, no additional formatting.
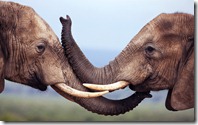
53,83,109,98
83,81,130,91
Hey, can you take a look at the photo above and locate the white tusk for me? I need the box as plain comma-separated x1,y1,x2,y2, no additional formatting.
54,83,109,98
83,81,130,91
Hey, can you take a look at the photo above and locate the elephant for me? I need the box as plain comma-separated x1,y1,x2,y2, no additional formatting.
0,1,151,116
61,13,194,111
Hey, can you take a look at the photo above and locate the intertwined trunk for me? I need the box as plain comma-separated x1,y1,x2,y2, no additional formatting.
53,54,150,115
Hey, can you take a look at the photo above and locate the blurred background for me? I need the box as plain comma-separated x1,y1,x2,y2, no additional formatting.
0,0,194,122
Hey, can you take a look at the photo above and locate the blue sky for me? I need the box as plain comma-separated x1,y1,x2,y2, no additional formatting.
8,0,194,51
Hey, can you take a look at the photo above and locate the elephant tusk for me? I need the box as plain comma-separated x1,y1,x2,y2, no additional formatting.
53,83,109,98
83,81,130,91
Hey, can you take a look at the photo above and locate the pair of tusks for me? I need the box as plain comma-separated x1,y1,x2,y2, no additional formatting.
52,81,129,98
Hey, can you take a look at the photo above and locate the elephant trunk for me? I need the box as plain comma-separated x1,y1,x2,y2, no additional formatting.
60,16,125,84
50,23,151,115
51,56,151,115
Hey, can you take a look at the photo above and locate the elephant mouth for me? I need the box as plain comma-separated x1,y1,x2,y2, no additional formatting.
129,72,162,92
31,73,109,98
33,81,48,91
129,78,152,92
29,72,48,91
129,84,149,93
37,84,48,91
29,81,47,91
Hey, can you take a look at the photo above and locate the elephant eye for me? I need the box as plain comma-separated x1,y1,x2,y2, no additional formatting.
36,42,46,53
146,46,155,52
145,45,155,55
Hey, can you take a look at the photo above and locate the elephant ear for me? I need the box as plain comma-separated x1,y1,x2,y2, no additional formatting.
166,39,194,111
0,46,5,93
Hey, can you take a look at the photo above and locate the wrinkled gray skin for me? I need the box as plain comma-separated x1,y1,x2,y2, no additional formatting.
0,1,151,116
0,1,65,91
62,13,194,111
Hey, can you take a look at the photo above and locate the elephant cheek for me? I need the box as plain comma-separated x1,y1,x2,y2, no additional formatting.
120,62,152,86
41,66,65,85
134,64,152,84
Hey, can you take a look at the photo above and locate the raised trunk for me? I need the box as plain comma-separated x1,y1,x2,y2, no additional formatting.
61,16,133,84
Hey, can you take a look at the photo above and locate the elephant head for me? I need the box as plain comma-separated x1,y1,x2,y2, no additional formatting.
0,1,151,116
61,13,194,111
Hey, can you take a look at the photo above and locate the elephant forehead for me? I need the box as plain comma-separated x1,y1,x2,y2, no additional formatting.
17,11,58,44
31,14,57,41
150,13,194,36
131,30,153,46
